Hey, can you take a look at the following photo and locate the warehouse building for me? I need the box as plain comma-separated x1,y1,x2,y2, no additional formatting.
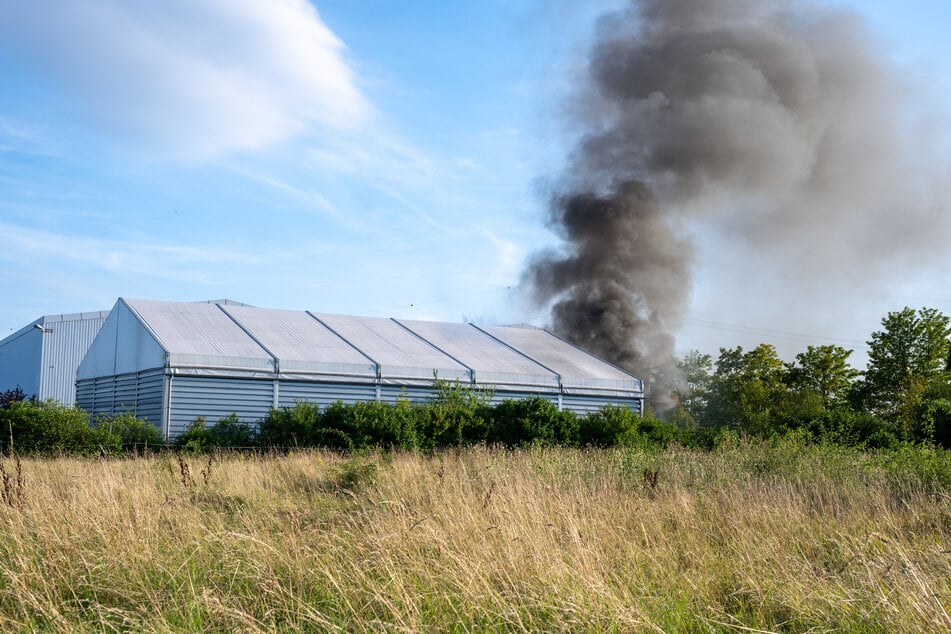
0,310,110,405
77,298,643,439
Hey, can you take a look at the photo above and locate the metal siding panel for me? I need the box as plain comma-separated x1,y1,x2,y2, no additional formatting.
487,390,560,408
277,381,376,409
38,312,109,405
378,386,434,404
77,307,121,380
168,377,273,437
0,326,42,399
76,369,166,424
560,395,642,415
132,369,165,425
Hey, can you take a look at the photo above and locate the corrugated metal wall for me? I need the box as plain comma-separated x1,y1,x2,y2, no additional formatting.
0,326,42,399
39,312,109,405
167,376,274,437
277,380,376,409
76,368,165,424
561,394,642,415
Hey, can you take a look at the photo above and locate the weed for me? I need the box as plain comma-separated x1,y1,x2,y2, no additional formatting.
0,454,23,508
177,454,192,489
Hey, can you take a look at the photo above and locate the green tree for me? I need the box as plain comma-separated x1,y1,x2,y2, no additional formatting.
786,345,859,408
705,344,792,435
857,307,951,432
672,350,713,423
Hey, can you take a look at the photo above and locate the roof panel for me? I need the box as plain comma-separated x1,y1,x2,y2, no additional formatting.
221,306,375,376
479,325,642,390
311,313,469,381
123,299,272,369
394,319,558,387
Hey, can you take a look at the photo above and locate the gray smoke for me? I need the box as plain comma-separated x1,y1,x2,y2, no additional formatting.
526,0,937,380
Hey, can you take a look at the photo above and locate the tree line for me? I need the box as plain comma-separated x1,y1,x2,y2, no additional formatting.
665,306,951,447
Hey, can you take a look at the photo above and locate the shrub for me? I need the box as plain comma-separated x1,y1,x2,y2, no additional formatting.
95,413,164,453
636,409,692,448
258,401,321,448
344,399,419,450
0,386,27,409
207,413,257,448
489,397,579,447
579,404,641,447
0,400,99,455
175,417,214,452
421,377,493,448
174,414,258,451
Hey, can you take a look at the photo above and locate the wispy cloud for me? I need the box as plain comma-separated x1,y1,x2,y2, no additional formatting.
0,220,271,283
1,0,371,160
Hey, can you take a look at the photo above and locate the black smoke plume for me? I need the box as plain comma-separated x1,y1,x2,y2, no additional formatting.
526,0,935,381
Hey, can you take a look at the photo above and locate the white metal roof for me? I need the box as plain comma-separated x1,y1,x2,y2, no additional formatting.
392,319,559,388
311,313,470,382
220,305,375,377
124,299,273,371
84,298,642,394
477,325,642,391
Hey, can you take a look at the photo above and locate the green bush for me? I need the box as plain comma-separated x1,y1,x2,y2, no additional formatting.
174,414,258,451
343,399,419,450
579,404,641,447
207,413,257,448
174,416,214,452
95,413,164,453
420,378,494,449
258,401,321,448
489,397,579,447
0,400,101,455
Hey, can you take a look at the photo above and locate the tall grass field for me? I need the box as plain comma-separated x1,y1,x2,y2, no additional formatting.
0,440,949,631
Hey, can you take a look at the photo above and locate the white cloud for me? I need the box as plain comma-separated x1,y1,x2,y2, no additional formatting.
1,0,371,160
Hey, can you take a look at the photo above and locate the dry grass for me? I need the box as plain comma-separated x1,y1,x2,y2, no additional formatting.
0,442,948,632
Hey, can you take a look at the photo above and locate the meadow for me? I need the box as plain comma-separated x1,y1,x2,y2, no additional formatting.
0,439,949,632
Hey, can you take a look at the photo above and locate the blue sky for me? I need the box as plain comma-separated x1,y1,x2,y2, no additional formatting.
1,0,949,368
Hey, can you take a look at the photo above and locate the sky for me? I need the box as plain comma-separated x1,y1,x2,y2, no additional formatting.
1,0,949,371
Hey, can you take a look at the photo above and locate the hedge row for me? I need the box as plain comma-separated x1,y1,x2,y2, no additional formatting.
176,388,687,452
0,399,162,456
0,383,681,455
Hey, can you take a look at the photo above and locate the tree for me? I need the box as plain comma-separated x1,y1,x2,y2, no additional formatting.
786,345,859,408
671,350,713,423
705,344,792,435
857,307,951,426
0,386,26,410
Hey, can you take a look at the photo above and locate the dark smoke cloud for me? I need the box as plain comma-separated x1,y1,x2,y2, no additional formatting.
526,0,940,380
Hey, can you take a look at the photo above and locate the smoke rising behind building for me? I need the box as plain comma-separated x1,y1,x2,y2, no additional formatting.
526,0,947,379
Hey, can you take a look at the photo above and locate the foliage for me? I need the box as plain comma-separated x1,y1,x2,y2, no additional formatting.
704,344,793,435
0,386,27,410
579,404,641,447
787,345,859,408
1,400,109,455
174,417,214,452
258,401,321,448
95,413,164,453
489,397,579,447
856,306,951,424
672,350,712,422
420,376,494,449
176,413,259,451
